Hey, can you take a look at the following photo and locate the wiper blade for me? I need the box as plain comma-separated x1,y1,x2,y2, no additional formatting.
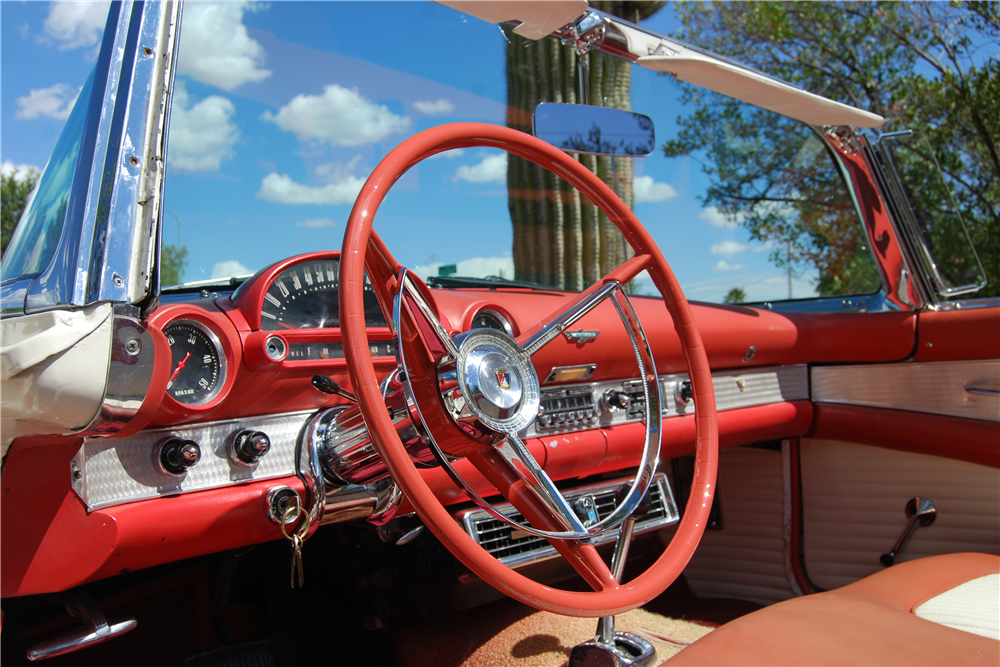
162,274,254,292
426,275,552,290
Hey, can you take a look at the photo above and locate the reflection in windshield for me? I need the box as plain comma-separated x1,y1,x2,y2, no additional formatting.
2,68,96,281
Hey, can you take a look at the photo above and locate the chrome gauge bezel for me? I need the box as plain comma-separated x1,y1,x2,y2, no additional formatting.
163,319,228,407
472,308,515,337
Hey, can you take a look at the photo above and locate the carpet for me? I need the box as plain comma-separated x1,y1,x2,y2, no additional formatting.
396,598,714,667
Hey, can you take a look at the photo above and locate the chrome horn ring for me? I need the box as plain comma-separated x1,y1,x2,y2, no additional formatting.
391,269,662,541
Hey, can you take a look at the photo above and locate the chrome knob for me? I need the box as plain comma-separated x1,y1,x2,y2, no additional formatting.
231,430,271,466
605,390,630,410
157,438,201,476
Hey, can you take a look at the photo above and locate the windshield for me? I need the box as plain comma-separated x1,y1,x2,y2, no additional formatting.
160,1,877,304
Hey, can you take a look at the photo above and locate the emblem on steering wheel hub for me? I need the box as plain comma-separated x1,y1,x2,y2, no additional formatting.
453,329,540,434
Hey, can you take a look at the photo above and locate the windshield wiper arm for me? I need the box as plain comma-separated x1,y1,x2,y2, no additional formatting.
426,275,551,290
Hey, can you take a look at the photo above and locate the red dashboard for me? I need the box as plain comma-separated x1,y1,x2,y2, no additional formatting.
1,251,923,598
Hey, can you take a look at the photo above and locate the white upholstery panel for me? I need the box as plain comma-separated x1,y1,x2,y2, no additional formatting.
915,574,1000,640
679,446,800,605
801,440,1000,591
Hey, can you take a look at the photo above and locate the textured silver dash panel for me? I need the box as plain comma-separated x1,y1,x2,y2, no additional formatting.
812,360,1000,421
78,411,314,509
665,365,810,419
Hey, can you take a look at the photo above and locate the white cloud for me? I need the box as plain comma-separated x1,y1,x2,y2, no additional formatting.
167,83,239,172
414,99,455,115
698,206,744,229
42,1,110,50
713,260,747,271
1,161,41,182
296,218,337,229
709,240,748,258
633,175,678,203
412,255,515,281
257,173,365,205
262,85,409,146
177,2,270,91
754,240,778,252
15,84,80,120
455,153,507,184
212,260,252,279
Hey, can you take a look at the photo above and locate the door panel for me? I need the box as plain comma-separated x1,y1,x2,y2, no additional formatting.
800,439,1000,591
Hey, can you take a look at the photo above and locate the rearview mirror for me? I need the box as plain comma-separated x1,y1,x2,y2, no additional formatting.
533,103,655,157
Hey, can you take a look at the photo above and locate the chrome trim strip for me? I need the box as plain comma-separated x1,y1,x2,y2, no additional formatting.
812,360,1000,422
74,411,314,509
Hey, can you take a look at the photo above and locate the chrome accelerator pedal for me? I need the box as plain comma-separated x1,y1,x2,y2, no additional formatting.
27,592,136,661
569,487,657,667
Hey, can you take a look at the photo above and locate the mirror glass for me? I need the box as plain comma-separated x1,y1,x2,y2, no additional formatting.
533,103,655,157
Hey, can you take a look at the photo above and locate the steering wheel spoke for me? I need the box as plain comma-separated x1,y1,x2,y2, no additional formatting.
517,253,652,356
494,433,588,533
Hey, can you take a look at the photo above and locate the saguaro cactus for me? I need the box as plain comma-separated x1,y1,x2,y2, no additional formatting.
506,2,663,290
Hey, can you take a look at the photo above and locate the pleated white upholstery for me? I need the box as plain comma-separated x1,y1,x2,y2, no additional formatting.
801,440,1000,590
915,574,1000,640
678,446,800,605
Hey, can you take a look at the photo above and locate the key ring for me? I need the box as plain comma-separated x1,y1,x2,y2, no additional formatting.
280,497,312,542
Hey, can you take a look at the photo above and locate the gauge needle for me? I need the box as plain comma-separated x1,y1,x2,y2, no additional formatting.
276,322,297,330
167,352,191,387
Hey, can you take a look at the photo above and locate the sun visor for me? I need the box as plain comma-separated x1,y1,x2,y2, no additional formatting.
639,55,885,128
437,0,588,40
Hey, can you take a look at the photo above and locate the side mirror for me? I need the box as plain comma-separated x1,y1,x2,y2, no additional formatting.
533,103,655,157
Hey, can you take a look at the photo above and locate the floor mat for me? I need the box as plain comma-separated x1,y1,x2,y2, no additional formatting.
396,598,713,667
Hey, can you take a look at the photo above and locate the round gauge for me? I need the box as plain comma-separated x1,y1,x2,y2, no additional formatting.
260,259,387,330
471,309,514,337
163,320,226,406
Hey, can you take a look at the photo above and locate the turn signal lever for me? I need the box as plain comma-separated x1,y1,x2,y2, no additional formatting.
880,496,937,567
312,374,357,403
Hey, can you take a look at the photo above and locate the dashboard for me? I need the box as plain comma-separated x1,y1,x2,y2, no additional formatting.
2,249,924,598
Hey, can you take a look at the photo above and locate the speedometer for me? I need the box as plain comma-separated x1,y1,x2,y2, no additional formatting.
261,260,340,330
260,259,387,330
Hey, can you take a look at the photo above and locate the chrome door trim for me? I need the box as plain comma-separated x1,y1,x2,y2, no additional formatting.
812,360,1000,422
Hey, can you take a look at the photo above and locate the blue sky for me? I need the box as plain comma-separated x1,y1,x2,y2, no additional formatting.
2,1,825,303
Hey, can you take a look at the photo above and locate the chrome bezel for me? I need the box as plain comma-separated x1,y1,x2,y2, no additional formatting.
473,308,515,337
163,319,228,406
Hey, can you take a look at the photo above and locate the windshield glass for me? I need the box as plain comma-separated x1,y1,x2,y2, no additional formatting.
1,66,96,281
161,1,878,304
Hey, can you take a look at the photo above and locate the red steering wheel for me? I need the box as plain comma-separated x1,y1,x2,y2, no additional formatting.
340,123,718,617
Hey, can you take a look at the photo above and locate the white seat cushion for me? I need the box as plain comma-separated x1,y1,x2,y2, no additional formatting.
914,574,1000,640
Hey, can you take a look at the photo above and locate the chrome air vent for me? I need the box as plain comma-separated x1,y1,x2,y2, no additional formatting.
456,474,678,569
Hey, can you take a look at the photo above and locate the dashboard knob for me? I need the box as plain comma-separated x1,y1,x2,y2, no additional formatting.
158,438,201,476
231,430,271,465
605,390,630,411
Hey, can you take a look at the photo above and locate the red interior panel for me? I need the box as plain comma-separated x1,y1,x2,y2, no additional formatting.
810,403,1000,468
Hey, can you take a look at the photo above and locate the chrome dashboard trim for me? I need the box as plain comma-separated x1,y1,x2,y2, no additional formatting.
72,410,314,509
527,364,809,437
812,360,1000,422
456,473,678,570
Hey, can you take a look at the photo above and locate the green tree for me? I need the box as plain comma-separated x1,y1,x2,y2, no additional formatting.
664,1,999,298
723,287,747,304
160,244,188,286
507,2,664,290
1,169,39,257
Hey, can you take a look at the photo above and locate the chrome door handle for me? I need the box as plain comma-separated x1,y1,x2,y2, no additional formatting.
965,384,1000,397
880,496,936,567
